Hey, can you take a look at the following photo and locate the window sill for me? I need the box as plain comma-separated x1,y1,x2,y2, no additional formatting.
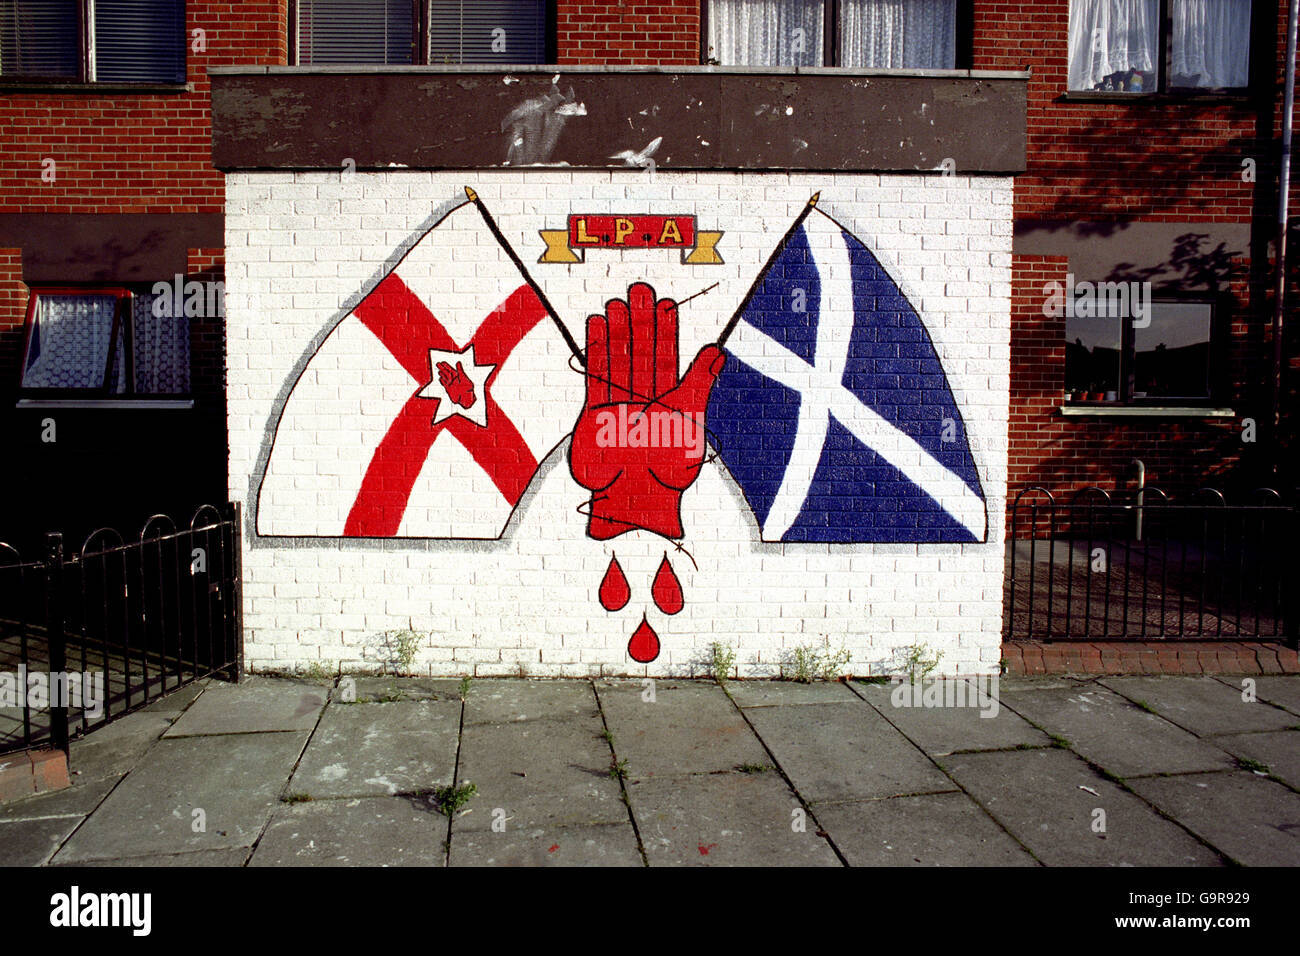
1058,90,1257,105
0,81,193,95
1059,405,1235,418
16,398,194,410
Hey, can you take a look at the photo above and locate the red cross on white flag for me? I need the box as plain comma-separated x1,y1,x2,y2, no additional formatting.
257,199,584,539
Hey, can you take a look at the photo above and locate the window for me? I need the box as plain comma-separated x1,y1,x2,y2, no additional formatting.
1064,298,1215,405
1067,0,1252,94
704,0,963,69
297,0,415,65
429,0,547,64
19,288,191,400
293,0,550,66
0,0,186,84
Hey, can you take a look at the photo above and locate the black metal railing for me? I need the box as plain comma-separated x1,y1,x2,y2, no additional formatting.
1006,486,1295,643
0,503,243,756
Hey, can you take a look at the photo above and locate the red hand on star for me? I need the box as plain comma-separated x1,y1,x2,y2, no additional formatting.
436,360,476,409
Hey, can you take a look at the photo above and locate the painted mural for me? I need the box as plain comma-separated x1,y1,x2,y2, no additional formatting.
256,187,986,663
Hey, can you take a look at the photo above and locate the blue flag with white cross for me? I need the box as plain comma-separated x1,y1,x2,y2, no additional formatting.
706,203,987,543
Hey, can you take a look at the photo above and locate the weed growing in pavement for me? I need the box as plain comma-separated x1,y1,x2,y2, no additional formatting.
898,642,943,682
709,642,736,683
789,639,853,682
430,782,478,817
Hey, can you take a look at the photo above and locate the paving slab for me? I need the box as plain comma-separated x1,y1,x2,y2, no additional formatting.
997,676,1094,692
728,680,861,708
164,677,327,737
813,792,1038,866
449,822,643,866
628,770,841,866
998,684,1235,777
345,677,463,704
0,773,119,822
67,711,173,781
744,701,953,803
854,681,1049,755
1213,730,1300,791
250,796,446,866
1100,676,1296,736
1239,676,1300,718
52,731,308,863
0,816,83,866
288,699,460,798
453,717,626,832
1127,771,1300,866
595,680,768,779
54,848,251,867
463,679,599,725
140,680,210,716
940,747,1224,866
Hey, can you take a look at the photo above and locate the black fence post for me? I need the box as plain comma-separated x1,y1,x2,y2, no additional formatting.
226,501,244,683
44,533,68,754
1289,504,1299,650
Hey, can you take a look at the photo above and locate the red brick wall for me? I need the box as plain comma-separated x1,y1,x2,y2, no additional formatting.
0,249,24,333
186,246,225,276
0,1,286,215
1008,255,1264,516
186,246,227,407
0,248,27,389
977,1,1289,504
971,1,1277,224
556,0,699,65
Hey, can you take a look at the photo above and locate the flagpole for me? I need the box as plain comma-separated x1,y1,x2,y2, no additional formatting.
716,192,820,350
464,186,585,366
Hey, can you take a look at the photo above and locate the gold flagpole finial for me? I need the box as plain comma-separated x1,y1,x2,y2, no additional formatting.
809,191,820,207
464,186,478,202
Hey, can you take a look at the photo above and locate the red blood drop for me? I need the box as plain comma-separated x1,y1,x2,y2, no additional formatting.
599,554,630,611
651,554,684,615
628,614,661,663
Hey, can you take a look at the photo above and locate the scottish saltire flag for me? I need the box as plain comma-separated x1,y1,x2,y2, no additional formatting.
706,206,987,543
257,199,584,539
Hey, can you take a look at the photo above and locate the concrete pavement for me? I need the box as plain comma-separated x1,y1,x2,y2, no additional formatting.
2,673,1298,867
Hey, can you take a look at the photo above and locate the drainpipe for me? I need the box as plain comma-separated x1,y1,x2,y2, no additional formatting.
1272,0,1299,466
1131,459,1145,542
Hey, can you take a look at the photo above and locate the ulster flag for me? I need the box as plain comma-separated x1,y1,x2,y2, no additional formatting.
257,197,585,539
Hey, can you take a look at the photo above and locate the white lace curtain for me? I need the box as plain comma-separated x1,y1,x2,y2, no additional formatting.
1069,0,1251,91
21,293,189,393
23,294,120,390
1170,0,1251,88
707,0,826,66
841,0,957,69
133,294,190,394
708,0,956,67
1068,0,1158,90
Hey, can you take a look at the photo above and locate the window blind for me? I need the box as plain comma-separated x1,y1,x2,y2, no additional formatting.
93,0,185,83
428,0,546,65
298,0,416,65
0,0,79,78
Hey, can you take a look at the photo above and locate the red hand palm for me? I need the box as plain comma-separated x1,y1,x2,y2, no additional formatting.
436,360,476,409
569,282,725,540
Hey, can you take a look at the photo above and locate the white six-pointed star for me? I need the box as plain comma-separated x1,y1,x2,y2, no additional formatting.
418,344,496,427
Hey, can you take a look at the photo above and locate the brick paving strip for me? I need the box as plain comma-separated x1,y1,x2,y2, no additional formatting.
0,674,1296,866
1003,641,1300,676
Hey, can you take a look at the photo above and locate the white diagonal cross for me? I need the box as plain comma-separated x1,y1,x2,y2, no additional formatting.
725,226,986,542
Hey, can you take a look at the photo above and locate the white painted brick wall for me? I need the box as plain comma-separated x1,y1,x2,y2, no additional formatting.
225,170,1012,678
